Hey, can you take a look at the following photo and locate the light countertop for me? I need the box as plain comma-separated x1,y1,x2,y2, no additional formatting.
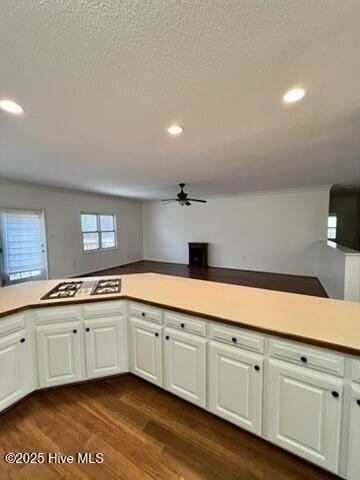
1,273,360,355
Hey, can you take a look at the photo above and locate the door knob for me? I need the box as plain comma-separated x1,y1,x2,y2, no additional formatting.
20,338,26,343
86,328,90,332
73,329,77,334
331,391,339,398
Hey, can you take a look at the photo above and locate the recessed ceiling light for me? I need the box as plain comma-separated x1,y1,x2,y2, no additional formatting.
0,99,24,115
283,88,306,104
167,125,183,135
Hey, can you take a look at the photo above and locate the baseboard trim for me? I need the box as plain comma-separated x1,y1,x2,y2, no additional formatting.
72,258,144,278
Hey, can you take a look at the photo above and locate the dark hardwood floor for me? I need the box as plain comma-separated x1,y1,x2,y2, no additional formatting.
86,260,328,297
0,375,338,480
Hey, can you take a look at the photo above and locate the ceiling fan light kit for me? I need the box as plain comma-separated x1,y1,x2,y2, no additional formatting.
161,183,207,207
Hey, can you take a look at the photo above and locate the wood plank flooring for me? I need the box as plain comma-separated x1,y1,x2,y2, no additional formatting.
0,375,338,479
86,260,328,297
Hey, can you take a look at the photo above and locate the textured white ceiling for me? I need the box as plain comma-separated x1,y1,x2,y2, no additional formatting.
0,0,359,199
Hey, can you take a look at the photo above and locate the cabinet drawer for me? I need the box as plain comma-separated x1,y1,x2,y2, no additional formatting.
352,360,360,383
208,322,264,353
268,338,344,377
35,306,81,325
164,311,206,337
128,303,162,324
83,301,126,319
0,313,26,337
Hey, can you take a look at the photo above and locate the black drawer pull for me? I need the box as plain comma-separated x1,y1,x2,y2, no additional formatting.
86,327,90,332
165,335,170,340
332,391,339,398
300,356,307,363
73,329,77,334
20,338,26,343
356,399,360,406
232,337,237,343
254,365,260,371
155,332,159,337
141,312,146,317
181,323,185,328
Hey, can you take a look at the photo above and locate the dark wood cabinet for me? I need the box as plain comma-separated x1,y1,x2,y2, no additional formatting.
188,243,208,267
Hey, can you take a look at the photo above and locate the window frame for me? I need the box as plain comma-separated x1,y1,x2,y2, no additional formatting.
327,213,337,241
80,212,117,253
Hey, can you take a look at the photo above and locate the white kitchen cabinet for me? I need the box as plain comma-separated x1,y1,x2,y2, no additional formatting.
208,340,263,434
36,321,83,388
129,317,163,386
347,384,360,480
164,327,206,407
84,316,126,379
0,329,30,412
267,359,343,473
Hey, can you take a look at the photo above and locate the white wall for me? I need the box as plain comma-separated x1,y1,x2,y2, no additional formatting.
318,241,360,301
318,242,346,299
143,187,330,277
0,182,143,279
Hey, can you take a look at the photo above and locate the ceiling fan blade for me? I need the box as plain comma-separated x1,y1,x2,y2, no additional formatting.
161,199,177,202
185,201,191,206
187,198,207,203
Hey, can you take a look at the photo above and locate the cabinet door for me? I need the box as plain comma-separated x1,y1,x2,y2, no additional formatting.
36,321,82,388
129,317,162,386
348,385,360,480
0,330,29,412
267,359,342,473
208,341,263,434
164,328,206,407
84,316,126,379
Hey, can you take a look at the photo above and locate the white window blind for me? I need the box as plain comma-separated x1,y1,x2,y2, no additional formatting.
1,211,46,282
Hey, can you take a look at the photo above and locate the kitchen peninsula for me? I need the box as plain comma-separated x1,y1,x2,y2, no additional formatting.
1,273,360,479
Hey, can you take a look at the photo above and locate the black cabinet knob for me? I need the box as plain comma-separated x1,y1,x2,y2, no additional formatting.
155,332,159,337
141,312,146,317
232,337,237,343
73,329,77,334
356,399,360,406
332,391,339,398
165,335,170,340
86,327,90,332
300,356,307,363
20,338,26,343
181,323,185,328
254,365,260,371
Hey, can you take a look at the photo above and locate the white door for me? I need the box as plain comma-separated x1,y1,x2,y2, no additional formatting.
84,316,126,379
164,327,206,407
0,209,48,286
0,330,29,412
36,321,82,388
208,340,263,434
267,359,343,473
347,384,360,480
129,317,162,386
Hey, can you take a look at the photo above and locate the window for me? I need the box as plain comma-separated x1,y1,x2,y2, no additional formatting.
81,213,117,252
0,209,48,284
327,214,337,240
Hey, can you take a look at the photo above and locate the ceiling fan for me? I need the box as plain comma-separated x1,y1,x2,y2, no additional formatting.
162,183,207,207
